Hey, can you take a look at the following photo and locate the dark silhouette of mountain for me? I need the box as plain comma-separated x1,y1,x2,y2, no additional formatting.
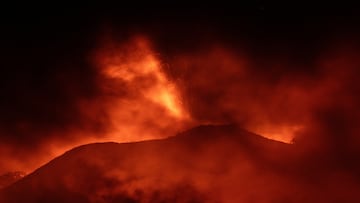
1,124,360,202
0,171,26,189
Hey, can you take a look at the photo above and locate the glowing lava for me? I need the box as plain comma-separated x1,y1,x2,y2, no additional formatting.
252,124,303,143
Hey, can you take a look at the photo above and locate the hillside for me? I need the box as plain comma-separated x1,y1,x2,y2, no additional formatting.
1,124,359,203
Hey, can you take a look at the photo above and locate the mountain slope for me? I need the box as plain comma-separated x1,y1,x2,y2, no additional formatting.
0,171,26,189
1,124,359,203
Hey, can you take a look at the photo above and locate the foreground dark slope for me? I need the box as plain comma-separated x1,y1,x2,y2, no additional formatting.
1,124,360,203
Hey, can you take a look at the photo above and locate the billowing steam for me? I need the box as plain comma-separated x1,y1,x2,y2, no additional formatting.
93,36,191,141
1,31,360,177
0,35,193,174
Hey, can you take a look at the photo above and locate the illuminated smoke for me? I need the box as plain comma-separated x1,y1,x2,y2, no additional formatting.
1,32,360,176
0,35,193,174
93,36,191,142
166,46,307,143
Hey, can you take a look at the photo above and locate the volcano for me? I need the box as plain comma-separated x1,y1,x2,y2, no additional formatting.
0,171,26,189
1,124,359,203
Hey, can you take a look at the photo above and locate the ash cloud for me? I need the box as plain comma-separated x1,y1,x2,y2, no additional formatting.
153,25,360,154
1,8,360,175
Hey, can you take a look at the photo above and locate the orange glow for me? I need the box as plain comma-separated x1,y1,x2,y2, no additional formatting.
93,36,191,142
169,47,309,144
0,36,194,175
3,35,359,178
98,37,187,120
251,124,303,143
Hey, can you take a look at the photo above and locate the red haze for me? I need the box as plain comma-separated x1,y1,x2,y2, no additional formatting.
1,33,360,186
